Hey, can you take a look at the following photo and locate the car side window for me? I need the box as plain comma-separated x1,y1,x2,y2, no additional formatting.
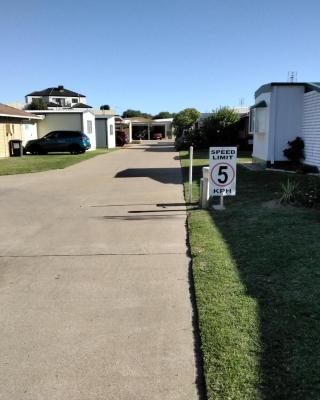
44,132,56,139
68,132,80,138
60,132,71,139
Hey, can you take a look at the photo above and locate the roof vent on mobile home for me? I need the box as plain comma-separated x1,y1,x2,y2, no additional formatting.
58,85,64,91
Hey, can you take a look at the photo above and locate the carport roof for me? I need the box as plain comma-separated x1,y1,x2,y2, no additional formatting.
0,103,41,119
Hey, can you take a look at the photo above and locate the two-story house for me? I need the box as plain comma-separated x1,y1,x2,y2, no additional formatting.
25,86,90,109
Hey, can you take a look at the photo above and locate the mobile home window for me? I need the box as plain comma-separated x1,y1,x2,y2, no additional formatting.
250,105,267,134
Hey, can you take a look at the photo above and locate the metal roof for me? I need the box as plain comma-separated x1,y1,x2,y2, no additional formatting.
255,82,320,98
26,86,85,98
0,103,41,119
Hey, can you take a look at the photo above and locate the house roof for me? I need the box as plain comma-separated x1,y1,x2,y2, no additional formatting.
250,100,267,109
255,82,320,98
152,118,174,123
26,109,94,115
72,103,92,108
127,117,152,122
26,86,85,98
0,103,41,119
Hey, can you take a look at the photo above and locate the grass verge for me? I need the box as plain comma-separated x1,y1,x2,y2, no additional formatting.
0,148,116,175
181,149,320,400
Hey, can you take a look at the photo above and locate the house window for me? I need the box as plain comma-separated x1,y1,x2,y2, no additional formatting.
110,125,114,135
72,98,79,103
87,120,92,134
53,98,66,106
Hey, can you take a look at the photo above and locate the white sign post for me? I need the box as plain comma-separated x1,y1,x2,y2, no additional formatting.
209,147,237,210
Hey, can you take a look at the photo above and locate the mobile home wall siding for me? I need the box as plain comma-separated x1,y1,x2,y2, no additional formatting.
270,86,304,162
302,91,320,168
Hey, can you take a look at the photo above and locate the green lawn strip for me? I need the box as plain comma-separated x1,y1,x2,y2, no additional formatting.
0,148,117,175
181,149,320,399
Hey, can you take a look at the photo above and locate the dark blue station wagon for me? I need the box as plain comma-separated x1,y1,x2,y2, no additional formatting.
25,131,91,155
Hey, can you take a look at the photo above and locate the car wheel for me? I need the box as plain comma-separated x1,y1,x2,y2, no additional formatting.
29,145,42,155
69,144,81,154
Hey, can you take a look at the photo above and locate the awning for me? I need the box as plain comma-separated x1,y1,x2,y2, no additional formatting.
250,100,267,109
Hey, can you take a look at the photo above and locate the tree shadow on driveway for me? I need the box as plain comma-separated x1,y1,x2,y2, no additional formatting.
114,168,183,184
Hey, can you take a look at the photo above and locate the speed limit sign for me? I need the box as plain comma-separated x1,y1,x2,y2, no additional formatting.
209,147,237,196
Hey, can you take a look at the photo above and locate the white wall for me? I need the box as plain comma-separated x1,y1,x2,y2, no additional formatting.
21,122,38,145
26,95,86,106
37,113,82,137
107,118,116,148
49,96,86,106
95,117,116,148
302,91,320,168
252,92,271,161
270,86,304,162
82,111,96,150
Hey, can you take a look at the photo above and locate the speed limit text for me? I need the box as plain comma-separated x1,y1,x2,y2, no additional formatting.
210,149,236,160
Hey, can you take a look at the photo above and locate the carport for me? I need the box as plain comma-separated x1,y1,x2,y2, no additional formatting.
129,117,174,140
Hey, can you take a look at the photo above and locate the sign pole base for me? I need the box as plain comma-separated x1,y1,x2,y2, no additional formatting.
212,196,225,211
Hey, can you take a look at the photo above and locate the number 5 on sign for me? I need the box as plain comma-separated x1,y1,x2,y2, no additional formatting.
209,147,237,196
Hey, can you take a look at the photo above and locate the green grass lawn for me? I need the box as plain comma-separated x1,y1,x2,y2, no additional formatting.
0,148,116,175
181,149,320,400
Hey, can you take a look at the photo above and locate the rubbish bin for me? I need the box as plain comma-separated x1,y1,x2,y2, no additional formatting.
9,140,23,157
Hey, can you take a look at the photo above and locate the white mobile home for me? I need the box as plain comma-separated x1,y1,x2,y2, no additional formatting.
28,109,96,150
250,82,320,168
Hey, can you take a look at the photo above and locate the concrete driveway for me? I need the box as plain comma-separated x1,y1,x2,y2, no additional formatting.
0,143,200,399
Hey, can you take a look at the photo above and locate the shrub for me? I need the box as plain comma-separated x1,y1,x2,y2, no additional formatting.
201,107,241,147
26,99,48,110
174,129,205,150
283,137,304,164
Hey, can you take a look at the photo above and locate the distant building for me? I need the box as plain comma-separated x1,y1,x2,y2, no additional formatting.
25,85,92,109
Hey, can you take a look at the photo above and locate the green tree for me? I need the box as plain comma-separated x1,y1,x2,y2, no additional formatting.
100,104,110,110
26,98,48,110
172,108,200,137
201,107,240,146
122,109,152,119
153,111,176,120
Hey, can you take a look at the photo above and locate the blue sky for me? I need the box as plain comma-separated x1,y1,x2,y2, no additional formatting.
1,0,320,114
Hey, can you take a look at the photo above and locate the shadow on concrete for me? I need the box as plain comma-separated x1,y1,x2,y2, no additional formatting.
128,209,186,214
144,146,175,153
115,168,182,184
88,202,189,208
97,214,186,221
